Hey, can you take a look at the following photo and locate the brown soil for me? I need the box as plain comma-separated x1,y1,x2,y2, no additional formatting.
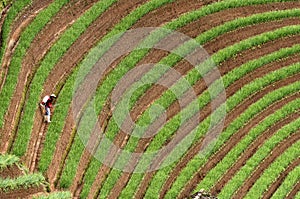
178,93,300,198
69,100,112,194
0,164,24,179
0,186,45,199
212,111,300,196
46,110,76,189
90,3,300,198
35,1,300,197
263,157,300,199
125,3,300,137
233,130,300,198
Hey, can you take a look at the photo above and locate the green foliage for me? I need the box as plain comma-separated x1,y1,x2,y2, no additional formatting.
0,0,11,10
87,11,299,199
0,154,19,170
33,191,72,199
295,190,300,199
0,173,45,192
91,9,300,199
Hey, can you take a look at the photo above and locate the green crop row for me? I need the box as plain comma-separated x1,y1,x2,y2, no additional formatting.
0,0,69,129
219,112,300,198
33,191,72,199
11,0,118,156
146,65,300,198
0,154,19,170
0,173,45,192
54,0,176,190
113,37,300,198
0,0,31,66
38,68,79,172
245,139,300,198
271,165,300,198
166,80,300,198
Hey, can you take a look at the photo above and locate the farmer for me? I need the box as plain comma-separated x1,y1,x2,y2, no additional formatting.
40,94,56,123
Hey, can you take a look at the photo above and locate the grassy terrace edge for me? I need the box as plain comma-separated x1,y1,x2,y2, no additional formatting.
0,154,19,170
0,173,45,192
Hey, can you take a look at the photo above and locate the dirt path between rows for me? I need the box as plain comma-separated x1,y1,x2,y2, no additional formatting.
233,129,300,198
110,15,300,199
263,157,300,199
128,2,300,138
213,111,300,195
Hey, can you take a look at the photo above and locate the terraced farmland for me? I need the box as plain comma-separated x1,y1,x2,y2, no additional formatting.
0,0,299,198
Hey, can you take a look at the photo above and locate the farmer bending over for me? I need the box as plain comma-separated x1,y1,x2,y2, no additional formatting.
40,94,56,123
